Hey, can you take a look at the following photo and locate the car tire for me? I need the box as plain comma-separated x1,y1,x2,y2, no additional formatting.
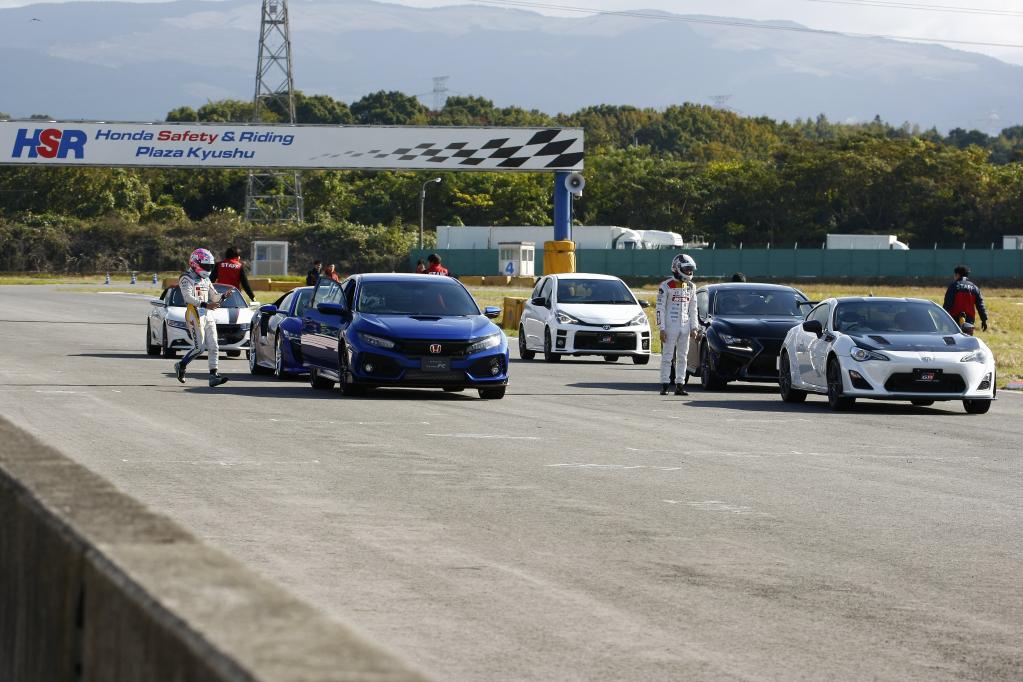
778,352,807,403
273,333,287,379
161,324,177,358
309,367,334,390
226,350,241,358
338,347,367,397
518,326,535,361
632,354,650,365
963,399,991,414
543,328,561,363
911,399,934,407
826,357,855,411
603,355,619,362
145,321,161,356
478,386,506,399
249,338,271,375
700,343,725,390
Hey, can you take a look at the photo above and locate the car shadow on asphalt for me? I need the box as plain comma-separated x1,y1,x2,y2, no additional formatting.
70,352,167,360
684,398,952,415
180,373,477,400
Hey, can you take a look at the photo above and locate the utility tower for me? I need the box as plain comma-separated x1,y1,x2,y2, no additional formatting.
245,0,303,223
432,76,450,112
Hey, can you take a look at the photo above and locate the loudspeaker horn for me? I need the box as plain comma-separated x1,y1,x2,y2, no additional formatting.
564,172,585,195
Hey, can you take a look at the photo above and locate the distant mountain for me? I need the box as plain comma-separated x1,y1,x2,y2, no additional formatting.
1,0,1021,131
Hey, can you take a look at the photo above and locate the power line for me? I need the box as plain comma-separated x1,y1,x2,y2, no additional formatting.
803,0,1023,18
470,0,1023,49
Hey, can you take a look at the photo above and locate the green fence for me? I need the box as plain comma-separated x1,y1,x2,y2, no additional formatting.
411,248,1023,279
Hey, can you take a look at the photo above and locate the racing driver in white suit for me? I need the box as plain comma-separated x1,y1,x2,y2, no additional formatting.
656,254,698,396
174,248,229,387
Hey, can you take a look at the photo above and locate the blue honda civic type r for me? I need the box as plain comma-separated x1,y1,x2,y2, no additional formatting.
300,274,509,399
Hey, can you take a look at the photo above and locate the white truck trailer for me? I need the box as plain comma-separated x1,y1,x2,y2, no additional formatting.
436,226,684,250
826,234,910,250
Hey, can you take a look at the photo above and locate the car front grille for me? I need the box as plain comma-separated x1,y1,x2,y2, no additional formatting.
217,324,246,344
884,372,966,394
397,339,472,357
403,370,467,383
574,331,637,351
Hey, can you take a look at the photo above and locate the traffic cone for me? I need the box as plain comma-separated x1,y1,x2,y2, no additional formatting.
130,271,137,285
104,273,110,285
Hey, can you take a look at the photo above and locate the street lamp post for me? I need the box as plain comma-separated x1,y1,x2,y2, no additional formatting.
419,177,443,250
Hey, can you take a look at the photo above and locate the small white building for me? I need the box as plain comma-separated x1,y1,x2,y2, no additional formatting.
1003,235,1023,250
251,241,289,276
498,241,535,277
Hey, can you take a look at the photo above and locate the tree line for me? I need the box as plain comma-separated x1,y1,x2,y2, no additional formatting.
1,92,1021,273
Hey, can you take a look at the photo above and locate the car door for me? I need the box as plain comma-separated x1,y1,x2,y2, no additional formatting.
258,292,292,362
688,287,710,370
151,287,172,344
805,304,835,389
521,277,548,348
794,303,825,387
301,278,340,368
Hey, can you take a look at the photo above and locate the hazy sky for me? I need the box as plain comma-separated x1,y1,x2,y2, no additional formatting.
2,0,1021,64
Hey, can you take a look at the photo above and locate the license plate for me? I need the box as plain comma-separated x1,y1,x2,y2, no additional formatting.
598,335,614,344
422,357,451,372
914,369,942,382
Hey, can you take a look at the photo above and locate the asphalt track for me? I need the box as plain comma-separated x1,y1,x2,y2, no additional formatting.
1,285,1021,681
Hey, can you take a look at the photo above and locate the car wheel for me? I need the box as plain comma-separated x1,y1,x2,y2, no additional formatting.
226,350,241,358
249,338,271,375
543,328,561,363
826,357,855,411
309,367,334,390
699,344,725,390
632,354,651,365
911,399,934,407
963,399,991,414
478,386,506,399
338,347,367,396
518,326,535,361
603,355,619,362
778,352,807,403
145,321,161,356
274,333,286,379
161,324,177,358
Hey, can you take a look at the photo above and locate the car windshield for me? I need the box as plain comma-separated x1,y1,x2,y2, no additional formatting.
356,280,480,316
167,284,247,308
833,301,961,334
714,289,806,317
557,278,635,304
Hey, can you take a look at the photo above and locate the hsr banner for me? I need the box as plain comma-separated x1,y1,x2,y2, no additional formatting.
0,122,584,171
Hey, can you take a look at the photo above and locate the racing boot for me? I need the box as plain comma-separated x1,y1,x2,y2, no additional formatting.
174,361,185,383
660,383,669,395
208,371,229,388
674,384,689,396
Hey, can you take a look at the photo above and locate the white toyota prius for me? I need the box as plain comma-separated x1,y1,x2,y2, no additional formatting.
778,297,996,413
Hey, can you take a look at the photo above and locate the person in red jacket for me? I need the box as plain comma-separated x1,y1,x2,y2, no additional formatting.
211,247,256,301
424,253,449,276
943,264,989,333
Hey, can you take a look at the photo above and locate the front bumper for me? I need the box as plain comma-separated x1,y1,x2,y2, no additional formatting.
836,352,995,400
548,323,652,356
709,338,782,382
166,324,251,351
347,344,510,388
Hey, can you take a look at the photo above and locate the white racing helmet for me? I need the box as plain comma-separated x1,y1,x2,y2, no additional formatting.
671,253,697,282
189,247,216,279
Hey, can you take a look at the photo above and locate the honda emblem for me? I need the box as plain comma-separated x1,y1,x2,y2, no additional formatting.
602,324,611,331
429,344,442,354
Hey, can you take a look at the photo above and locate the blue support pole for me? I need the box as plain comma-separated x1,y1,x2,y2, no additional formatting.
553,171,572,242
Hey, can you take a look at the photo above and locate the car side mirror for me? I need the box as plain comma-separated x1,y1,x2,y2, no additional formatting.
802,320,824,338
531,297,548,308
639,300,650,308
149,299,166,307
317,302,346,316
483,306,501,319
259,304,278,315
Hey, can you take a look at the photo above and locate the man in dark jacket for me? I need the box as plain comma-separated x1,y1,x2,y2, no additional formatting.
306,260,322,286
943,264,989,332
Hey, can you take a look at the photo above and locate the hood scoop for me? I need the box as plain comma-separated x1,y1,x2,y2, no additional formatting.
868,335,891,345
409,315,442,321
943,336,957,346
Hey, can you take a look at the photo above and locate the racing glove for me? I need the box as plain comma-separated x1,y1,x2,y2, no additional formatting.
981,320,988,332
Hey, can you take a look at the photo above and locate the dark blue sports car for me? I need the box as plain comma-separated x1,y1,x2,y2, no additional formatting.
300,274,509,398
248,286,313,378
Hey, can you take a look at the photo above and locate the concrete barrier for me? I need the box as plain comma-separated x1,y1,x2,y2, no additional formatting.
0,417,432,682
481,275,511,287
502,297,525,330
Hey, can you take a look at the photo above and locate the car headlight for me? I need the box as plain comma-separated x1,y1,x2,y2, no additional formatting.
960,350,988,363
850,347,889,362
719,334,750,347
556,310,582,325
628,312,648,326
167,320,188,329
358,332,395,349
467,333,503,354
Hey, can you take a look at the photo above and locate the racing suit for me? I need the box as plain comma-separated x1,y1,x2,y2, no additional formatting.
178,270,225,371
943,277,988,328
656,278,698,384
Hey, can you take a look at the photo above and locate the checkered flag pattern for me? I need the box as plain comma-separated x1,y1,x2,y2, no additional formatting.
323,129,584,170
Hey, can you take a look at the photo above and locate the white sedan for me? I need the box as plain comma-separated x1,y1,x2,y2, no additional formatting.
778,297,995,413
145,284,254,359
519,273,652,364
